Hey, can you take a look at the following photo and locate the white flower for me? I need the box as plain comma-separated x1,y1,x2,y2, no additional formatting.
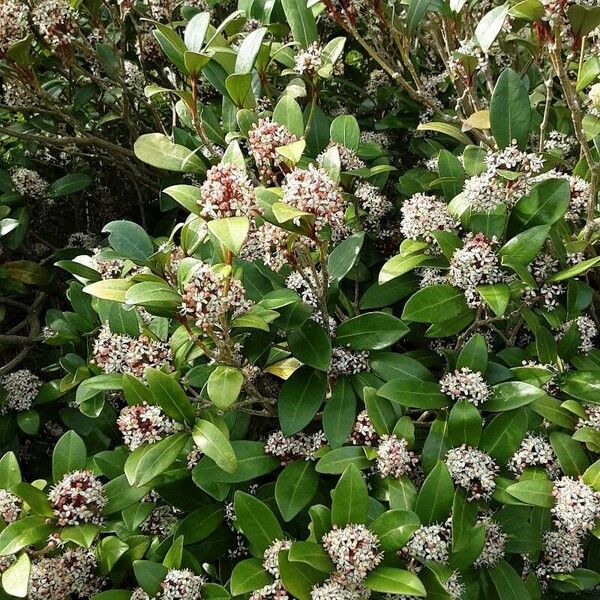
140,504,180,537
160,568,205,600
400,193,458,245
295,42,324,75
551,476,600,533
589,83,600,111
322,524,383,584
249,582,290,599
376,435,418,479
348,410,379,446
0,0,28,57
0,369,42,414
11,168,48,200
577,404,600,432
445,445,499,501
31,0,77,46
311,577,371,599
557,315,598,354
248,118,298,183
0,490,21,523
507,434,560,479
329,346,370,378
241,222,291,272
263,539,292,578
404,523,450,563
440,367,490,405
535,530,584,582
264,430,326,464
474,517,506,568
48,470,107,526
354,182,393,231
317,143,365,171
117,402,176,450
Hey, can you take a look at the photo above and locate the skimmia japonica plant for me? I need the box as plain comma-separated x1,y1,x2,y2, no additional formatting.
1,0,600,599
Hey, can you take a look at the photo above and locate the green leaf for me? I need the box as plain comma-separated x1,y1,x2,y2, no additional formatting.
416,122,471,146
279,550,323,600
549,431,589,477
414,461,454,523
328,232,365,281
124,432,188,487
568,5,600,37
10,483,53,517
448,400,482,447
548,257,600,283
505,479,554,507
102,220,154,263
402,285,469,323
52,430,86,482
134,133,206,174
125,281,182,317
379,253,430,284
437,150,465,200
323,378,357,449
1,552,30,597
488,560,533,600
406,0,433,32
206,366,244,409
230,558,273,596
207,216,250,256
378,379,448,410
288,541,333,572
475,3,510,52
482,382,546,411
331,464,368,526
456,333,488,373
490,68,532,149
82,279,133,302
49,172,92,198
562,371,600,401
163,184,202,215
0,452,20,489
272,95,304,138
315,446,372,474
370,509,421,552
276,461,319,522
480,410,528,463
234,491,283,554
335,312,409,350
147,369,196,425
365,567,426,596
330,115,360,150
280,0,318,48
477,283,511,316
278,366,327,436
583,459,600,491
98,536,129,573
184,11,211,52
0,516,53,555
288,320,332,371
192,419,237,473
174,504,224,544
133,560,168,597
235,27,267,74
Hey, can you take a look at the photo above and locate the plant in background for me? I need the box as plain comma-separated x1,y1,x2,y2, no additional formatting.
0,0,600,599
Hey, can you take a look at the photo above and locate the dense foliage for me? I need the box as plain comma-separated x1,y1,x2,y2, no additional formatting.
1,0,600,599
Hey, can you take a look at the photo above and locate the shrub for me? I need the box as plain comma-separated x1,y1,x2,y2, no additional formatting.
1,1,600,600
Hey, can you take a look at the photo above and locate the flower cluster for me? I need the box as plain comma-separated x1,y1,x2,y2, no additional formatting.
329,346,370,378
241,222,291,272
117,402,177,450
31,0,78,46
404,523,450,563
534,530,584,582
295,42,324,76
264,430,326,464
376,434,418,479
248,118,299,183
0,490,21,523
140,503,180,537
507,434,560,479
160,568,205,600
0,0,28,57
557,315,598,354
0,368,42,414
445,445,499,501
249,582,290,600
473,517,506,568
48,470,107,526
348,410,379,446
263,539,292,578
551,476,600,533
322,524,383,585
180,263,251,331
92,324,173,378
354,182,394,231
399,193,458,245
11,168,49,200
440,367,491,405
198,163,259,220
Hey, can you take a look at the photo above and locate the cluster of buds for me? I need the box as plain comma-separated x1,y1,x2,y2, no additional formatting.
329,346,370,379
576,404,600,432
198,163,260,220
473,517,507,568
449,233,504,308
89,248,126,279
160,568,205,600
311,575,370,599
507,434,560,479
534,530,584,583
348,410,379,446
0,490,22,523
399,193,458,246
354,182,393,232
180,263,251,332
403,523,450,564
0,0,28,57
249,582,290,600
248,118,299,183
0,368,42,414
48,470,107,526
264,430,326,465
117,402,177,450
11,168,49,201
551,476,600,533
322,524,383,585
376,434,418,479
445,445,500,501
263,539,292,578
440,367,491,406
31,0,78,46
557,315,598,354
281,165,348,241
92,324,173,378
240,222,291,273
523,252,564,311
317,143,365,171
140,503,181,537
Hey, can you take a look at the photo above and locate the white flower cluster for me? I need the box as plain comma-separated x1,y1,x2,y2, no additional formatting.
473,517,506,568
360,130,391,148
348,410,379,446
90,248,127,279
485,143,544,178
31,0,78,46
0,368,42,414
404,523,450,563
551,476,600,533
248,118,299,183
565,175,592,221
322,524,383,585
92,324,173,378
264,430,326,465
160,568,205,600
0,490,21,523
263,539,292,579
281,165,347,241
354,182,394,232
522,252,564,311
440,367,490,406
400,193,458,245
285,268,327,312
535,530,584,582
376,434,418,479
0,0,28,57
445,445,499,501
463,171,513,212
557,315,598,354
180,263,251,331
241,222,291,273
49,470,107,526
449,233,504,308
295,42,323,75
250,582,290,600
311,575,370,599
11,168,49,200
507,434,560,479
186,447,204,470
318,143,365,171
140,504,180,537
117,402,177,450
366,69,390,95
329,346,370,378
577,404,600,432
198,163,259,220
29,547,102,600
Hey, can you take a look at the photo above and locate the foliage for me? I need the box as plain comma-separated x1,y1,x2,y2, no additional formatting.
1,0,600,599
